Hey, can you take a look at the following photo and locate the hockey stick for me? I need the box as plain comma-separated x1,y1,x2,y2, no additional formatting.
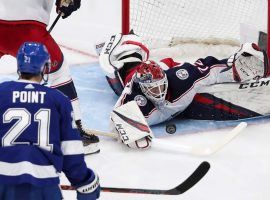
85,122,247,156
48,13,62,33
61,161,210,195
153,122,247,156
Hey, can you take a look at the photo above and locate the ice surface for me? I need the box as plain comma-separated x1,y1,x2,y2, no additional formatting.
64,65,270,200
0,0,270,199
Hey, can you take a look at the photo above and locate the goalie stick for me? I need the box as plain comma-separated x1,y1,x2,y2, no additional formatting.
85,122,247,156
153,122,247,156
61,161,210,195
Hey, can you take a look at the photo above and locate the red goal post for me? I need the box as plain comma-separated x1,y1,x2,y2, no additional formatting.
122,0,270,57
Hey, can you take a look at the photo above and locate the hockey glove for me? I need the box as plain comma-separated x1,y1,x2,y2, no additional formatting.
56,0,81,19
99,33,149,95
228,43,269,82
76,171,100,200
100,33,149,70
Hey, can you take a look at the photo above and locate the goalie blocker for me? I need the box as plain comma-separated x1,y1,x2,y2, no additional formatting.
110,101,153,149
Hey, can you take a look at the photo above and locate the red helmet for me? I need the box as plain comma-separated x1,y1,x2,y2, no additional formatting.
135,61,168,105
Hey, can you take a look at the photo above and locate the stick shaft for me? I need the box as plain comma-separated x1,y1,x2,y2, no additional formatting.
86,122,247,156
86,129,118,138
48,13,62,33
202,122,247,155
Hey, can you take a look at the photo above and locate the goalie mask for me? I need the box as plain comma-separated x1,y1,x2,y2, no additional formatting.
135,61,168,105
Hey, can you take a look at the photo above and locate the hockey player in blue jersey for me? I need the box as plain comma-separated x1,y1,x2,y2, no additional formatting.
0,0,100,155
99,33,269,149
0,42,100,200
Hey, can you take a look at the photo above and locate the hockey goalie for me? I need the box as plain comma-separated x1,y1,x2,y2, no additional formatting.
99,33,269,149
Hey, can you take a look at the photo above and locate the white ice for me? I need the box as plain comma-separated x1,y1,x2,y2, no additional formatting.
0,0,270,199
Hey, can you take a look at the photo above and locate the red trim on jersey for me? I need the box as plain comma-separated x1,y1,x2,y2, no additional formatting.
194,94,247,116
50,79,72,88
214,104,246,116
160,58,180,68
124,67,138,85
193,94,214,104
0,20,46,27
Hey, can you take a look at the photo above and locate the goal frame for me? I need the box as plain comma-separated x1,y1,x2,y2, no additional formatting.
122,0,270,56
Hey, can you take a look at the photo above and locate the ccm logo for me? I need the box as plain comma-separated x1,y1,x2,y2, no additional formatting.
239,80,270,89
104,35,116,54
115,124,129,142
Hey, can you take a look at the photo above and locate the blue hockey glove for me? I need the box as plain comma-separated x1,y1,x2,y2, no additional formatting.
76,172,100,200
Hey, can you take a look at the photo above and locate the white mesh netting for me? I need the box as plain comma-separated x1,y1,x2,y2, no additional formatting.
129,0,267,52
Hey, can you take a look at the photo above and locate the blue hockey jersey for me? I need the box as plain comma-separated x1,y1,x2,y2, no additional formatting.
0,80,94,187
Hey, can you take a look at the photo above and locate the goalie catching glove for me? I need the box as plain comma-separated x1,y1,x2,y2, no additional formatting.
99,32,149,95
110,101,153,149
56,0,81,19
228,43,269,82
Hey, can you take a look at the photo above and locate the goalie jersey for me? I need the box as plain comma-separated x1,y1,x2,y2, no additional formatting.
0,80,93,187
115,56,263,125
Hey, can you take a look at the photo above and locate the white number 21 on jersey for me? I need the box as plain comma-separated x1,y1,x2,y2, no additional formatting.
2,108,53,152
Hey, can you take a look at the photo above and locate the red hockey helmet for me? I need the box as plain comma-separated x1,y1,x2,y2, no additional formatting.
135,61,168,105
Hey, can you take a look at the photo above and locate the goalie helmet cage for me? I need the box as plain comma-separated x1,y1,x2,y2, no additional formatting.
122,0,270,57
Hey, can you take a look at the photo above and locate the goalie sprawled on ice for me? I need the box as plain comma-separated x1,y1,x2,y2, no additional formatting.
98,33,269,149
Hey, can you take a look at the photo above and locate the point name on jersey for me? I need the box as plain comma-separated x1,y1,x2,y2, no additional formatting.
12,91,46,103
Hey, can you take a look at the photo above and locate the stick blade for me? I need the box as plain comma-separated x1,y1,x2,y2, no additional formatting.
61,162,210,195
165,161,210,195
191,122,247,156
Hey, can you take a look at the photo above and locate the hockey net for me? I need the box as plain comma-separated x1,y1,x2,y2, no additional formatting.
122,0,269,60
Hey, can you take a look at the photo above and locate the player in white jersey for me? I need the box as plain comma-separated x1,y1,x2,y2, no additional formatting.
99,33,269,149
0,0,99,154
